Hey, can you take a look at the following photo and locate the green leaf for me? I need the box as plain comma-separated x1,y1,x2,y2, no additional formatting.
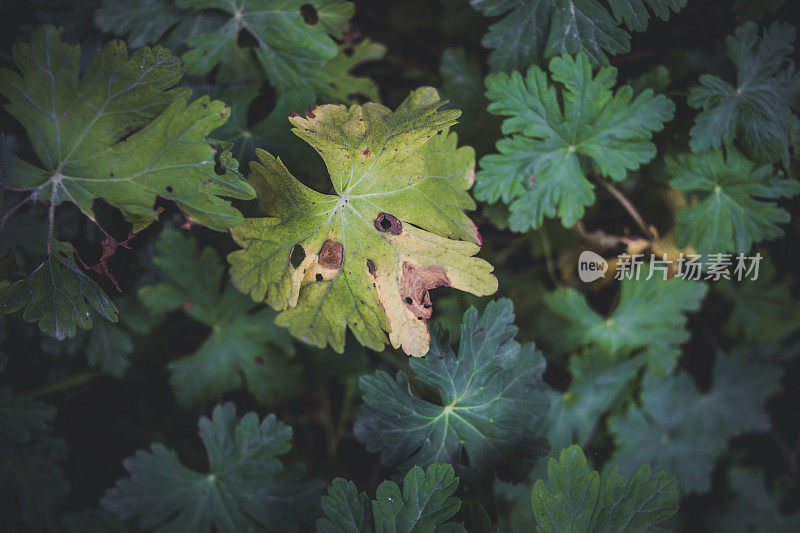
41,310,134,376
101,402,323,533
476,53,675,231
205,39,385,165
228,88,497,357
709,467,800,532
0,240,118,340
353,299,549,481
469,0,686,71
139,229,298,405
317,463,466,533
539,271,707,374
176,0,354,88
440,47,502,155
531,445,679,532
545,355,642,453
94,0,182,49
721,256,800,343
667,148,800,254
0,26,255,232
0,388,70,531
688,22,800,164
608,350,781,494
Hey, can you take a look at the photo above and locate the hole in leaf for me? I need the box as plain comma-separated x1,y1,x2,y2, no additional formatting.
316,273,323,281
236,28,259,48
290,245,305,268
405,297,413,304
300,4,318,25
374,212,402,235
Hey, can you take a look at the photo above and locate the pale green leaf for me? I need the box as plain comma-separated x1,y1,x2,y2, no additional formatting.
228,88,497,357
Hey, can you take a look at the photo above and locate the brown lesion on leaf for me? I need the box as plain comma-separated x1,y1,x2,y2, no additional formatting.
305,105,316,119
400,262,450,321
374,212,402,235
361,148,371,157
318,239,343,269
367,259,376,277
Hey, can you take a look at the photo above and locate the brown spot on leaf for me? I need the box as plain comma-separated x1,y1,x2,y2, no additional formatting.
399,262,450,321
374,213,402,235
305,105,316,118
318,239,343,269
361,148,371,157
367,259,376,277
289,111,299,118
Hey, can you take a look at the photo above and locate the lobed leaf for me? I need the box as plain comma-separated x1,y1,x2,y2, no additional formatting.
354,299,549,481
477,53,674,231
102,403,323,533
228,88,497,356
139,229,298,405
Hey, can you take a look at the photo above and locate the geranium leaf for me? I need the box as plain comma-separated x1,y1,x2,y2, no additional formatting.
667,148,800,254
608,350,781,494
102,403,323,533
0,26,254,232
469,0,686,71
538,269,707,374
531,445,679,532
139,229,298,405
476,53,674,231
317,463,465,533
688,22,800,164
228,88,497,357
353,299,549,481
0,240,118,340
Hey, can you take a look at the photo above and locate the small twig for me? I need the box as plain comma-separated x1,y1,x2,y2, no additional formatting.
331,377,356,456
596,178,653,239
27,370,104,397
0,194,33,230
771,425,799,476
539,229,560,287
573,219,626,250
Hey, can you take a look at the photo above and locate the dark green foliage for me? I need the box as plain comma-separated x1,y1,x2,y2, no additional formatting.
139,229,298,405
317,463,465,533
1,1,799,531
354,299,550,481
101,403,323,532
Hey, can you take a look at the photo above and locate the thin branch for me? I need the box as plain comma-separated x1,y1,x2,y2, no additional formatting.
539,229,560,287
596,178,653,239
771,425,799,476
27,370,104,397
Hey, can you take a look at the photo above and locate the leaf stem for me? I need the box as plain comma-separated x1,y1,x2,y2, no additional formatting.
27,370,104,397
596,178,652,238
